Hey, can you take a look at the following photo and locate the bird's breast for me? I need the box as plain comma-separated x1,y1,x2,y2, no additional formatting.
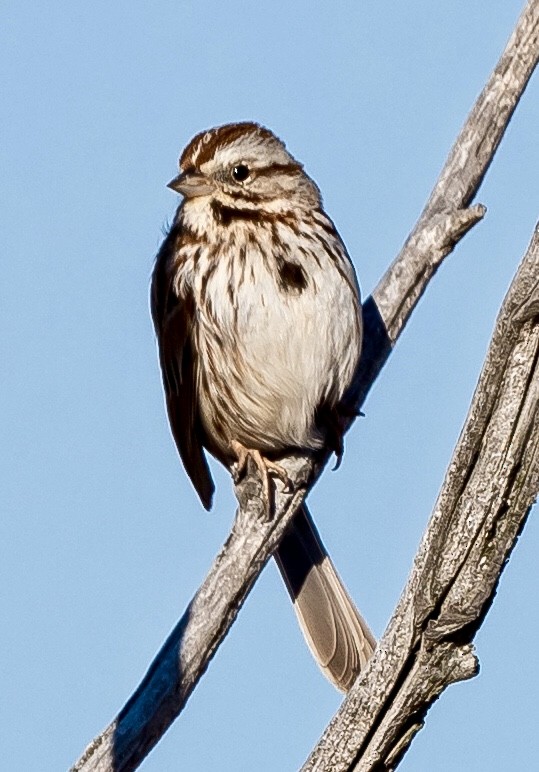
179,218,361,455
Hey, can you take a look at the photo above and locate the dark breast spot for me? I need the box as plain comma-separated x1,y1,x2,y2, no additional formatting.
275,255,307,293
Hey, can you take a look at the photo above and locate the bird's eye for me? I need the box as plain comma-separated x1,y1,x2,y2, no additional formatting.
232,164,250,182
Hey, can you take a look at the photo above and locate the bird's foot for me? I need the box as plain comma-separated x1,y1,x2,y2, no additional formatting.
230,440,292,516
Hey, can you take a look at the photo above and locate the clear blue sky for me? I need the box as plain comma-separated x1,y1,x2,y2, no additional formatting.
2,1,538,770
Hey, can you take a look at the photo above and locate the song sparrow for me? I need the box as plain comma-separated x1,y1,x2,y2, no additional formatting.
151,122,375,691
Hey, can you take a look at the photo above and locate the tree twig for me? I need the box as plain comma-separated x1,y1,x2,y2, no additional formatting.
71,2,539,770
302,222,539,772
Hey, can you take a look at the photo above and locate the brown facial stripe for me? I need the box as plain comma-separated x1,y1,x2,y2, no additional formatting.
254,162,303,177
225,188,264,203
180,122,278,169
211,200,261,225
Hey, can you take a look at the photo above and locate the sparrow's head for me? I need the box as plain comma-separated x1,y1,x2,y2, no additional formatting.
168,122,321,215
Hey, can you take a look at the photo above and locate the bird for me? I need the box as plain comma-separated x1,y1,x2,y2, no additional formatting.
151,122,375,691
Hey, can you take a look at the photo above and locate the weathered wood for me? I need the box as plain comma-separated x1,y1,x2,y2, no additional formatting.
373,0,539,343
302,223,539,772
71,2,539,770
72,455,313,772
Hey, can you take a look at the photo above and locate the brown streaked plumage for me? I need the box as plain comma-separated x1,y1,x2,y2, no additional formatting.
180,122,277,169
151,122,375,691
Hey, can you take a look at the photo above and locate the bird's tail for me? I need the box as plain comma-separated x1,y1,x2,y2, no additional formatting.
274,505,375,692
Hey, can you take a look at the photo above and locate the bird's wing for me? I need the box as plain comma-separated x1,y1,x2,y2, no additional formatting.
151,222,214,510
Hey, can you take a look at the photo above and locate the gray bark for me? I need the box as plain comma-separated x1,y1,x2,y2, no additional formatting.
302,223,539,771
71,1,539,770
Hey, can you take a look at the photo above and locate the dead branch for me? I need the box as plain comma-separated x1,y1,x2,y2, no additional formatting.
71,2,539,770
302,222,539,772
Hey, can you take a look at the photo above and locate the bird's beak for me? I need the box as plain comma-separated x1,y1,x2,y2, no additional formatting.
167,170,214,198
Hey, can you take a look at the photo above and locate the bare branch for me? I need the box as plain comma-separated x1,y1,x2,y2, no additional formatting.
71,456,312,772
71,2,539,770
302,222,539,772
365,0,539,372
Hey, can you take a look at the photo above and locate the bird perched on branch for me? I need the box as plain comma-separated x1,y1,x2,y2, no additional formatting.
151,122,375,691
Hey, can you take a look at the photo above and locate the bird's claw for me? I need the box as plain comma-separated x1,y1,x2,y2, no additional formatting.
230,440,292,516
